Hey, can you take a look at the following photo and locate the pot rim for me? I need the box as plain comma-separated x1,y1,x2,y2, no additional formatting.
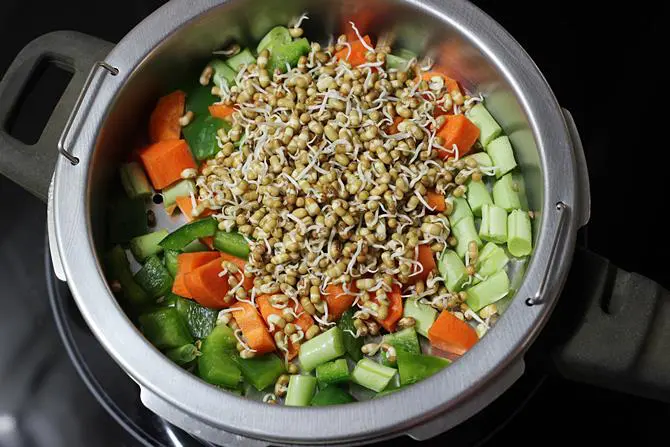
53,0,580,443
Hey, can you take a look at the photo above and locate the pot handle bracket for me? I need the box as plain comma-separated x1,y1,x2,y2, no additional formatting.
0,31,114,201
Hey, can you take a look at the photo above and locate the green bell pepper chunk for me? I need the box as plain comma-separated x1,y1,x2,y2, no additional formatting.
337,309,363,361
159,218,218,251
134,255,174,299
198,324,242,389
165,344,199,366
213,230,250,259
138,307,193,350
233,354,285,391
106,245,151,306
174,295,218,339
183,115,231,161
396,350,450,386
164,249,180,277
268,38,310,73
108,197,148,245
311,385,355,406
315,358,351,385
381,328,421,367
185,84,219,115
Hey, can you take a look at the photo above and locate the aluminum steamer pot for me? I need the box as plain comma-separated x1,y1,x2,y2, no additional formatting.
0,0,591,444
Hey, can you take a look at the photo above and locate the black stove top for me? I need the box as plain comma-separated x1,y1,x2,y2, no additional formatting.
1,1,668,446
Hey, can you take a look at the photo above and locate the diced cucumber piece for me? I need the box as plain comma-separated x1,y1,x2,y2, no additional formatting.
394,48,418,61
403,298,437,337
257,26,292,54
166,344,199,365
382,328,421,367
174,296,218,339
453,217,482,258
476,242,510,281
463,152,493,168
134,255,174,299
198,324,242,389
162,179,196,211
447,197,473,227
479,204,507,244
299,327,345,372
210,59,237,88
492,174,522,211
311,385,355,406
438,249,469,292
386,54,411,71
138,308,193,350
466,179,493,216
337,309,363,361
159,218,218,251
396,350,450,386
488,136,517,178
164,249,179,277
213,231,250,259
466,270,510,311
285,375,318,406
316,358,351,386
234,354,285,391
351,358,397,392
268,38,310,73
508,210,533,257
466,103,502,147
511,172,530,211
226,48,256,71
183,115,230,161
130,229,169,262
106,245,151,306
120,162,152,200
108,197,148,245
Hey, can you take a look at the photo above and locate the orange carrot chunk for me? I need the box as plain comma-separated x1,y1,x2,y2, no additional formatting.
428,310,478,355
183,257,231,309
407,244,437,284
421,72,461,95
172,273,192,298
149,90,185,143
323,284,357,320
425,190,446,212
138,139,197,190
208,104,235,119
436,115,480,159
220,252,254,291
375,284,403,332
175,196,214,222
257,295,315,360
172,252,220,298
232,302,276,354
334,35,373,67
387,116,403,135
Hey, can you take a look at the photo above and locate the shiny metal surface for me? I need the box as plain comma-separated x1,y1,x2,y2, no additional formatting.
51,0,587,444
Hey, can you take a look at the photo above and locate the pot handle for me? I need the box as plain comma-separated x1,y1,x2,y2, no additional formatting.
548,247,670,402
0,31,114,201
139,387,270,447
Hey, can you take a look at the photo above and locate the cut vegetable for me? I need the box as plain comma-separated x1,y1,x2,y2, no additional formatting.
316,358,351,386
476,242,510,279
436,115,480,159
186,84,218,115
323,284,356,320
479,204,507,244
149,90,185,143
120,162,152,200
351,358,396,392
448,197,473,227
453,216,483,258
232,302,276,354
403,298,437,337
285,375,317,407
164,249,179,277
507,209,533,257
386,54,410,71
183,115,229,161
375,284,403,332
466,179,493,217
425,190,446,212
428,310,478,355
159,218,218,250
465,103,502,148
138,139,197,190
174,195,214,222
166,344,199,365
311,385,355,406
226,48,256,71
134,255,174,299
463,152,493,168
198,324,242,389
130,229,169,262
334,35,373,67
183,257,231,308
487,136,517,178
256,294,314,361
162,179,195,211
174,295,218,339
438,249,469,293
210,59,237,89
208,103,235,119
106,245,151,306
382,327,421,367
213,230,250,259
299,327,345,372
421,71,461,96
466,270,510,311
397,350,450,386
337,309,363,361
257,26,292,54
138,308,193,350
408,244,436,285
220,252,254,291
492,174,522,211
234,354,285,391
268,38,310,73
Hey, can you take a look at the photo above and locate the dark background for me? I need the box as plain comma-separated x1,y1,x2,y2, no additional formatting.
0,1,667,446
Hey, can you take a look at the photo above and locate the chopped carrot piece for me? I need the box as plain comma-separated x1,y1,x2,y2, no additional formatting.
208,104,235,119
172,252,220,298
138,139,197,190
232,302,276,354
200,236,215,250
425,190,446,212
220,252,254,291
323,284,357,320
172,273,191,298
183,257,231,309
257,295,315,360
421,72,461,95
375,284,403,332
428,310,478,355
149,91,185,143
387,116,403,135
174,196,215,222
436,115,480,159
165,203,178,216
335,35,373,67
407,244,437,284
